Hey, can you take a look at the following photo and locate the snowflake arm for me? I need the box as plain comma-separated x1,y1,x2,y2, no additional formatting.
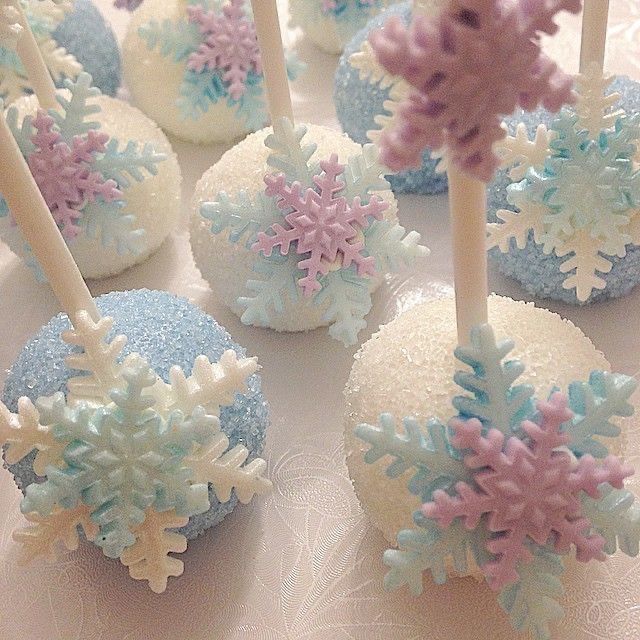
341,143,391,202
82,201,146,256
575,63,623,138
93,139,166,189
350,39,398,90
38,38,81,83
138,18,199,62
265,117,316,184
495,123,554,181
0,1,22,51
120,509,189,594
452,324,535,434
365,220,428,272
563,371,637,458
233,72,267,130
487,202,547,252
13,505,99,564
177,69,225,119
5,104,34,155
51,73,102,139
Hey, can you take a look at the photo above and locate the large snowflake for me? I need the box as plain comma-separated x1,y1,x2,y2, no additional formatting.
0,72,166,276
0,311,271,592
0,0,82,102
368,0,581,181
488,65,640,302
199,117,427,345
356,323,640,639
139,0,301,125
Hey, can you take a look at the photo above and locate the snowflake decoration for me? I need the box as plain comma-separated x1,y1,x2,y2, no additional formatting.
356,323,640,639
199,117,428,346
368,0,581,181
0,0,82,103
0,72,166,277
1,311,271,592
488,65,640,302
139,0,301,124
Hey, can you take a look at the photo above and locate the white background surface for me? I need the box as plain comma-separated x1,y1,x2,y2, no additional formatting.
1,1,640,638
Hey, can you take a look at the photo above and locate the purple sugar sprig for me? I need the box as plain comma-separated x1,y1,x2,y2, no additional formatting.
369,0,582,181
423,393,633,591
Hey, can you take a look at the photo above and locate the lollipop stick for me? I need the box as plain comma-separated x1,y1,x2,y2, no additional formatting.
448,165,488,344
14,3,57,110
579,0,609,73
0,108,98,321
250,0,294,123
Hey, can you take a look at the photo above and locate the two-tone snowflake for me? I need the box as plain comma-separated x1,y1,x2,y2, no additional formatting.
356,323,640,640
199,117,427,346
0,72,166,278
488,65,640,302
0,0,82,102
0,311,271,592
138,0,301,125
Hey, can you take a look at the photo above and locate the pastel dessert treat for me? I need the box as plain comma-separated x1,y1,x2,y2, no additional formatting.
334,1,448,194
344,294,640,637
0,0,121,103
487,66,640,304
190,117,427,346
122,0,303,144
289,0,390,55
1,288,271,593
0,72,181,280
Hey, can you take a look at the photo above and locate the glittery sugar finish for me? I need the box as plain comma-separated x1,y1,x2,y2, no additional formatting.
2,289,270,546
368,0,581,181
356,323,640,640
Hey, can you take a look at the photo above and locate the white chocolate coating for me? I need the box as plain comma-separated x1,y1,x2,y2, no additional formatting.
190,124,398,333
344,294,626,550
289,0,346,55
1,92,181,280
123,0,254,144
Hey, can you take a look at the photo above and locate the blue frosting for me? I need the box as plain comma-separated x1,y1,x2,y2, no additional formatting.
488,75,640,305
334,1,447,195
53,0,121,97
2,289,269,540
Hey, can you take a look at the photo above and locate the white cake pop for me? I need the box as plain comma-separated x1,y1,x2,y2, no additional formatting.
0,73,181,280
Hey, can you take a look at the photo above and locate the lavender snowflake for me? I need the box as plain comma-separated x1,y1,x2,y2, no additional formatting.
0,73,166,275
139,0,301,124
356,324,640,639
199,117,427,346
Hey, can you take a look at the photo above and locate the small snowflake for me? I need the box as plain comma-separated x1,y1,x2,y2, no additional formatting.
199,117,428,345
0,0,81,102
187,0,261,101
488,65,640,302
356,323,640,639
1,312,271,592
0,73,166,275
368,0,581,181
254,154,386,296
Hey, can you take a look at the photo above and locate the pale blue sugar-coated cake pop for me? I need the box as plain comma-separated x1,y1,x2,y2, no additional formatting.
53,0,121,97
488,75,640,305
2,289,269,541
334,2,447,195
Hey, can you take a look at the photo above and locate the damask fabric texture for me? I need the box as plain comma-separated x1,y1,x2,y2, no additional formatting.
1,1,640,639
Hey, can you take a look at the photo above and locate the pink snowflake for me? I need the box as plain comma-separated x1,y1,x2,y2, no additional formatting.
369,0,582,181
253,154,388,296
423,393,633,590
187,0,262,102
27,111,121,239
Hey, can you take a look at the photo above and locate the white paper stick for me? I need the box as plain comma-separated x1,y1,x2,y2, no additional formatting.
250,0,294,123
0,108,98,321
579,0,609,73
447,165,488,345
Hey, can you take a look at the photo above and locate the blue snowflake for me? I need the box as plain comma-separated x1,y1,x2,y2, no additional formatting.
139,0,303,124
356,324,640,639
0,72,166,280
200,117,427,345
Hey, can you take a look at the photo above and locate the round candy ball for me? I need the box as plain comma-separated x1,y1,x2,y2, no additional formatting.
53,0,122,97
0,91,181,280
290,0,389,55
488,75,640,304
334,1,447,195
344,294,621,555
190,123,398,334
123,0,265,144
2,289,270,540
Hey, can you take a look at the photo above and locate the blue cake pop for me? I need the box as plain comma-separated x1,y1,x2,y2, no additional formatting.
53,0,122,97
334,1,447,195
488,74,640,305
3,289,270,554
